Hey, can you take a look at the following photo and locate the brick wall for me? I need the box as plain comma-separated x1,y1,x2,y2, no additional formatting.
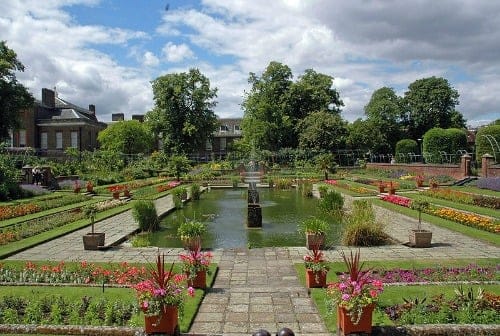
366,162,465,179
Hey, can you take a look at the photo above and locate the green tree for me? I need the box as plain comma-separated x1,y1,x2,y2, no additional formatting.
0,41,34,141
364,87,402,152
97,120,153,155
167,154,192,181
402,76,464,139
149,68,218,155
241,62,343,151
297,111,347,152
345,119,387,154
315,153,336,181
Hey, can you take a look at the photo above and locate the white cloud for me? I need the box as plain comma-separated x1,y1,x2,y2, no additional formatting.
143,51,160,67
162,42,195,63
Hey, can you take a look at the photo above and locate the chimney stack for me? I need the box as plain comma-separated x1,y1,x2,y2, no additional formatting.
42,88,55,108
88,104,95,114
112,113,124,121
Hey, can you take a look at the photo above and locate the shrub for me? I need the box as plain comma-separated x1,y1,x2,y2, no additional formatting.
319,190,344,214
298,217,329,234
318,185,329,198
275,178,293,189
300,181,313,197
177,220,207,240
423,128,467,164
395,139,418,163
190,183,201,200
342,200,389,246
475,124,500,163
131,200,159,232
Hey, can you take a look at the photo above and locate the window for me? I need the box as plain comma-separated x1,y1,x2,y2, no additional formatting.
40,132,48,149
220,137,226,150
205,139,212,151
234,125,241,133
71,131,78,148
220,125,229,132
19,129,26,147
56,132,63,149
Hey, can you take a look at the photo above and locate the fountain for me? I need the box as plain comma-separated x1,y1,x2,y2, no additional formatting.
245,160,262,228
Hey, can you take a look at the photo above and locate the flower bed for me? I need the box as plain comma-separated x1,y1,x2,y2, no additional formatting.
324,180,377,195
379,194,499,233
423,188,500,209
0,199,128,245
157,181,181,193
0,194,89,221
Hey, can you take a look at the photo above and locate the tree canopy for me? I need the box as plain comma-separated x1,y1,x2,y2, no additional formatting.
148,68,218,155
0,41,34,141
241,61,344,151
297,111,347,152
97,120,153,154
402,76,464,139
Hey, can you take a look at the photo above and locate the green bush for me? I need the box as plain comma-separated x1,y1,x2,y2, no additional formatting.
319,190,344,214
423,128,467,163
298,217,329,234
318,185,329,198
131,200,159,232
395,139,418,163
190,183,201,200
475,124,500,163
342,200,389,246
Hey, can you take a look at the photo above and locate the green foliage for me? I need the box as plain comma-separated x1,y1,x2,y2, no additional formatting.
319,190,344,214
297,111,347,151
168,154,192,181
190,183,201,200
0,151,22,201
148,68,218,155
475,124,500,163
346,118,387,153
318,185,329,198
131,200,159,232
402,76,463,139
395,139,418,162
423,128,467,163
299,217,329,234
342,200,389,246
177,220,207,239
98,120,153,155
0,41,35,141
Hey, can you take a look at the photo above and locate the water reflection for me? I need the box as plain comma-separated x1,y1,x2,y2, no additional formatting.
147,188,341,249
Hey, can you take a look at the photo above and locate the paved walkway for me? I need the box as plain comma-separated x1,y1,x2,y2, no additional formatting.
5,191,500,336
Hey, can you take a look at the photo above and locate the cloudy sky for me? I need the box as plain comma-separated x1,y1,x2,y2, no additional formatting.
1,0,499,126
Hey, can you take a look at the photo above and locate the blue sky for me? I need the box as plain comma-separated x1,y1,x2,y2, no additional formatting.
1,0,499,126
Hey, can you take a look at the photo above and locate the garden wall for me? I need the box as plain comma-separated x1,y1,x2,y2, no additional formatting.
366,162,465,179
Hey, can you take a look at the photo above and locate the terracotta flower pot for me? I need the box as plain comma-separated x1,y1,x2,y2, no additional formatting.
182,236,202,251
337,303,374,335
144,305,179,335
187,270,207,289
306,269,327,288
112,191,120,199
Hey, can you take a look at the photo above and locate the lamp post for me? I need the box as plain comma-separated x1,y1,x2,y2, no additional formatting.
417,138,423,163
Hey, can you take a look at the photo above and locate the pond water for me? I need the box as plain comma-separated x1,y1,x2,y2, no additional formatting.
147,188,342,249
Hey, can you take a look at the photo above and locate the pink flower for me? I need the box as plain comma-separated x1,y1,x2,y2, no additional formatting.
188,287,195,297
341,294,350,301
370,289,378,298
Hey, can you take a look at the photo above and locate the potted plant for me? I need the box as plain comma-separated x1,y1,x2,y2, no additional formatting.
299,217,329,250
108,185,122,199
430,178,439,189
86,180,94,193
82,204,105,250
177,220,207,250
123,185,131,198
133,254,194,335
73,180,81,193
303,244,329,288
326,249,383,335
409,198,432,247
415,175,424,188
388,181,397,195
179,242,213,289
377,181,386,193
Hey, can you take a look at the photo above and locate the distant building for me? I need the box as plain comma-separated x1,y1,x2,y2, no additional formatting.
8,88,107,158
191,117,243,161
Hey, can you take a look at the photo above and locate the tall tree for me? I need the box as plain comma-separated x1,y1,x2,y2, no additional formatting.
97,120,153,154
402,76,464,139
149,68,218,155
241,62,343,151
364,87,402,152
297,111,347,152
346,119,387,154
0,41,34,141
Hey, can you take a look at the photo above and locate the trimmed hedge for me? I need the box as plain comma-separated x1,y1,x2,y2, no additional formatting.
475,124,500,163
423,127,467,163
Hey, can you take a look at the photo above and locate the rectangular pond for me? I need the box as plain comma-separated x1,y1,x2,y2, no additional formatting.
147,188,341,249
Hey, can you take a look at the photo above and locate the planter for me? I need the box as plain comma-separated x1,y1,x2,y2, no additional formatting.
187,270,207,289
144,305,179,335
409,229,432,248
182,236,202,251
112,192,120,199
430,182,439,189
416,181,423,188
306,269,327,288
337,303,374,335
82,232,105,250
388,188,396,195
378,186,385,193
306,232,325,250
86,186,94,193
123,189,131,198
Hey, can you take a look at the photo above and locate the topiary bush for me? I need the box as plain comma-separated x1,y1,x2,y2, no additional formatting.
423,128,467,163
395,139,418,163
475,124,500,163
